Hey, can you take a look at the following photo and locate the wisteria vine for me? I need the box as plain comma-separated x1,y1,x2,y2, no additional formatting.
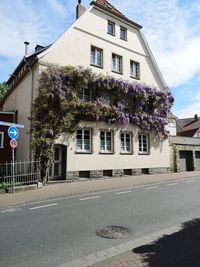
32,65,174,182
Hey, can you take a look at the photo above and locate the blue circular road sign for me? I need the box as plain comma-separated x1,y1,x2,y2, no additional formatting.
8,126,19,140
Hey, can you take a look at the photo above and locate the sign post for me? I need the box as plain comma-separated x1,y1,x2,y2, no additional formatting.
8,126,19,194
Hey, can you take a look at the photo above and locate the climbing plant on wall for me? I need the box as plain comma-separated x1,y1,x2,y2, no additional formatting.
32,65,174,182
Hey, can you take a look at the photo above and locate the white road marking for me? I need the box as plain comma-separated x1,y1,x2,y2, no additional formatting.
167,183,178,186
0,207,22,214
29,203,57,210
145,186,158,190
79,196,101,201
116,190,132,195
184,180,195,183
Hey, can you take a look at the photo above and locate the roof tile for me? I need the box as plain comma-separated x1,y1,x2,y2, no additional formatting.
95,0,126,18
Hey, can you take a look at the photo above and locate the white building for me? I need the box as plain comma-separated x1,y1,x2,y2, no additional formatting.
2,0,173,180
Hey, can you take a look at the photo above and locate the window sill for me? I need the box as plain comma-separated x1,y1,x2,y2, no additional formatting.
112,70,123,75
120,152,133,155
138,152,150,155
75,151,92,154
107,32,115,36
99,151,114,155
90,63,103,69
120,38,127,41
130,76,140,80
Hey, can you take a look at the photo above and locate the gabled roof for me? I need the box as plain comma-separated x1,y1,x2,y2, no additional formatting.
177,115,200,137
7,44,51,86
90,0,142,29
95,0,126,18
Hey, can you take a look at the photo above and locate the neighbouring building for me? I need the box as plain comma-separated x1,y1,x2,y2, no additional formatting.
1,0,173,180
169,115,200,172
0,112,15,163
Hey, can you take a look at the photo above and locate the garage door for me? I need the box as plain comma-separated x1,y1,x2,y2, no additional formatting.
179,151,194,171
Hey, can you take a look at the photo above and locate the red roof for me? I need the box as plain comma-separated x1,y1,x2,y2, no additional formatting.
176,115,200,137
95,0,126,18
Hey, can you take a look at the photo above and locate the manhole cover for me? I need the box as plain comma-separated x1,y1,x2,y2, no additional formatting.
96,226,131,239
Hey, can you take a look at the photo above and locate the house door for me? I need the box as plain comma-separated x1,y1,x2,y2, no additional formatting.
49,145,62,179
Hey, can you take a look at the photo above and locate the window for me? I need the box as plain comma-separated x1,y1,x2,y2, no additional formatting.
100,131,113,153
0,132,4,148
138,133,149,154
112,54,122,74
76,129,91,153
90,46,103,68
107,21,115,35
79,87,91,102
120,26,127,40
130,60,140,79
121,132,132,153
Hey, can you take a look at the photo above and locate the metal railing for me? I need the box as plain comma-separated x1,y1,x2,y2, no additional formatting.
0,160,41,193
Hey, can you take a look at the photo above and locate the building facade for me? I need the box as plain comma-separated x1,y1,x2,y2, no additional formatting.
0,112,15,163
2,0,172,180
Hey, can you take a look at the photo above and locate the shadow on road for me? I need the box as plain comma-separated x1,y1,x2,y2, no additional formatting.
133,218,200,267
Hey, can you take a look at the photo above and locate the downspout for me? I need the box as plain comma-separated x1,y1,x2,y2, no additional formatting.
23,57,35,161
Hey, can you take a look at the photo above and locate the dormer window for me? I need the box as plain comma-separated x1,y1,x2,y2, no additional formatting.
120,26,127,41
107,21,115,35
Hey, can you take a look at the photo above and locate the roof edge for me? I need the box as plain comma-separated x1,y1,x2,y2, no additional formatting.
90,1,142,29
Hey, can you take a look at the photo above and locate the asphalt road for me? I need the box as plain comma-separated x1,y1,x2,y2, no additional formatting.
0,177,200,267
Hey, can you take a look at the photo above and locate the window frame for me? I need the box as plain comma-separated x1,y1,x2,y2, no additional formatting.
107,21,115,36
138,133,150,155
112,53,123,74
120,26,127,41
79,87,91,102
130,60,140,80
76,129,92,153
100,130,114,154
0,132,4,149
90,46,103,68
120,132,133,154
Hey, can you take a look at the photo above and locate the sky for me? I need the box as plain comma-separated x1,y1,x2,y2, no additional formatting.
0,0,200,118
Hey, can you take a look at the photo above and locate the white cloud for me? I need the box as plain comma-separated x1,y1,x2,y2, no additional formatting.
112,0,200,88
0,0,200,88
174,89,200,118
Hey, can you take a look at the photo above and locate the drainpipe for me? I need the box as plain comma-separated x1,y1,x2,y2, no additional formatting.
23,45,34,161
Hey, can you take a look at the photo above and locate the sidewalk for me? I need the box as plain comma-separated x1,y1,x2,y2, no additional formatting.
0,171,200,208
93,217,200,267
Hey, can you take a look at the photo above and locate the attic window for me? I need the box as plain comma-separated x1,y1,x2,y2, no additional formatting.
107,21,115,35
120,26,127,41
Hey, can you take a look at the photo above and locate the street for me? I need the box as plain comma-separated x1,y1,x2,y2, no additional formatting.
0,177,200,267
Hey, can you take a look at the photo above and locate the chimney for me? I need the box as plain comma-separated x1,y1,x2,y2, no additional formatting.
76,0,86,19
194,114,198,121
24,41,30,56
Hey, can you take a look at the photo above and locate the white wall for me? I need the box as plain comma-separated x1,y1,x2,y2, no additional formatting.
39,7,164,90
3,65,39,160
56,121,170,171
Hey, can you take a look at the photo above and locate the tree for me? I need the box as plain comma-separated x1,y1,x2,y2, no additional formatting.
0,82,9,100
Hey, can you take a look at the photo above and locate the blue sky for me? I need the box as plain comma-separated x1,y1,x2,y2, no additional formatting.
0,0,200,118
